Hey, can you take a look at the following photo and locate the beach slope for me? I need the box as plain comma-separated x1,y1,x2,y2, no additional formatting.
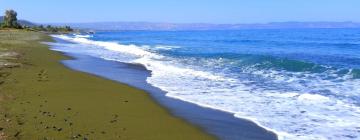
0,30,215,140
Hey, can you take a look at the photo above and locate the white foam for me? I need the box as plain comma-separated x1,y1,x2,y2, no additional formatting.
74,34,92,38
153,45,180,50
298,93,330,103
52,34,360,140
52,35,160,58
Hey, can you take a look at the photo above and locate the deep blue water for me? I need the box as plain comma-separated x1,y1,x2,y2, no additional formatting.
53,29,360,140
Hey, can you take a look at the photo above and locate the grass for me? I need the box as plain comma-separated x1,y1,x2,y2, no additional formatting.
0,30,215,140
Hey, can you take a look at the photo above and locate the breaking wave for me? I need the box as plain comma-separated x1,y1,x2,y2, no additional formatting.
52,33,360,140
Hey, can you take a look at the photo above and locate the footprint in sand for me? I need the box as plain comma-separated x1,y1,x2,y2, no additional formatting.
37,69,49,82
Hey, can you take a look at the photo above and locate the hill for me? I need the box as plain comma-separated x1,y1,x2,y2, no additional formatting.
0,16,37,27
51,21,360,31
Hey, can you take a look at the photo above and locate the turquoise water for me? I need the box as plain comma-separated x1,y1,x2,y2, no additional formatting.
53,29,360,140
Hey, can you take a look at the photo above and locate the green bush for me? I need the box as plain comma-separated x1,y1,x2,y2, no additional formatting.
0,10,73,32
2,10,22,29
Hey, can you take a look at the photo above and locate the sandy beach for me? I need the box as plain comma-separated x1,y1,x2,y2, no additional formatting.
0,30,215,140
1,1,359,139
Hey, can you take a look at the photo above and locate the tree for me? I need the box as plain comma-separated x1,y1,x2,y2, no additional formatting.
2,9,21,28
65,26,73,31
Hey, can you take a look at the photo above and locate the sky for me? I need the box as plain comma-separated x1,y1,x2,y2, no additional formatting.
0,0,359,24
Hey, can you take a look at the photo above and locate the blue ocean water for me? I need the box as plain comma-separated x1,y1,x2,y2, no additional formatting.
53,29,360,140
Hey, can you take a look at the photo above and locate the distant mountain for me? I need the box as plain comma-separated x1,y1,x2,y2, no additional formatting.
0,16,37,27
51,21,360,31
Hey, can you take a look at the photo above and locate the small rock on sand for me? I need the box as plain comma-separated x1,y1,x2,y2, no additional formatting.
14,131,20,137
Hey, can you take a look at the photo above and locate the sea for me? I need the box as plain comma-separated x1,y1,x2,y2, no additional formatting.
51,29,360,140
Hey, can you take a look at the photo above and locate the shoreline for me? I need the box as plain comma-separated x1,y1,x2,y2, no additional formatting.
0,31,215,139
51,37,278,140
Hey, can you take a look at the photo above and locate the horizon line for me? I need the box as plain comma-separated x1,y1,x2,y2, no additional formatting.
44,20,360,25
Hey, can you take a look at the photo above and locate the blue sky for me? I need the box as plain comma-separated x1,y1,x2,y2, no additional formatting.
0,0,359,24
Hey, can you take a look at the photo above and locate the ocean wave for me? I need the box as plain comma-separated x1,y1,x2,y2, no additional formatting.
74,34,93,38
153,45,181,50
52,34,360,140
52,35,160,58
